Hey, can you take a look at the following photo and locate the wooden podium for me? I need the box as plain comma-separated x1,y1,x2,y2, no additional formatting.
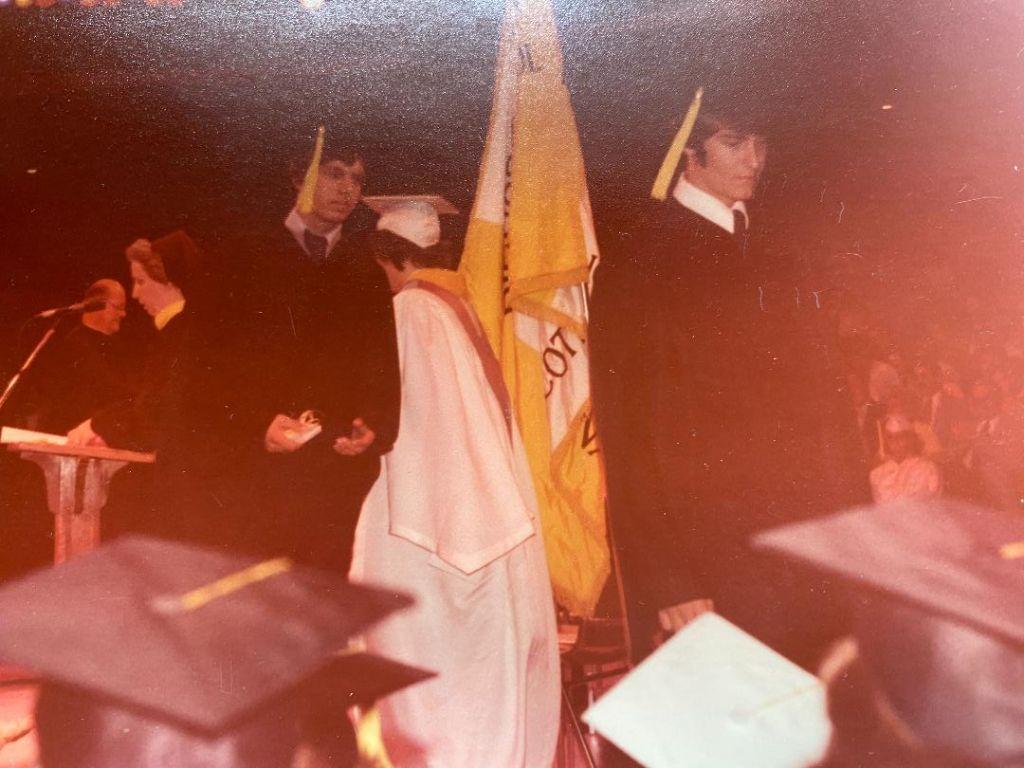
7,443,155,564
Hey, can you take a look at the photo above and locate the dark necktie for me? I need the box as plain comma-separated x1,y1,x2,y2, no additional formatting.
733,209,747,239
303,231,329,265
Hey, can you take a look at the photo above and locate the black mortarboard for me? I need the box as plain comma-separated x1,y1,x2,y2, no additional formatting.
754,499,1024,765
0,536,417,736
306,652,434,709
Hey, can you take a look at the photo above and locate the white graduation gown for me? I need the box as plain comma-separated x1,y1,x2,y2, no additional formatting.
350,283,560,768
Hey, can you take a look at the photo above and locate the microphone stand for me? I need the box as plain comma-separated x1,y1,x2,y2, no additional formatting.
0,315,65,417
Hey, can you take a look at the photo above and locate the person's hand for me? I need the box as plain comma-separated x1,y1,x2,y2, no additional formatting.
653,598,715,647
66,419,106,447
333,418,376,456
264,414,305,453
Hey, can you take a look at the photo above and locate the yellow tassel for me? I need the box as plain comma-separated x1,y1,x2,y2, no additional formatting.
296,125,326,215
356,706,394,768
151,558,293,614
650,87,704,201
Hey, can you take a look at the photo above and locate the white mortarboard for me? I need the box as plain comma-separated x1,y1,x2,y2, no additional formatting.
582,613,832,768
362,194,459,217
374,199,448,249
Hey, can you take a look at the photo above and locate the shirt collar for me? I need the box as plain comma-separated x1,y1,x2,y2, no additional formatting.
672,177,749,235
154,299,185,331
284,207,343,258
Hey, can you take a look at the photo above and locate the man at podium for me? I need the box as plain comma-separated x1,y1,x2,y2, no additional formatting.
11,279,131,435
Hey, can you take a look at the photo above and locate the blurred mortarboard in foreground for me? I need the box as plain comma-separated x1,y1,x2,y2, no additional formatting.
754,499,1024,765
362,194,459,217
305,651,434,710
582,613,832,768
0,535,417,736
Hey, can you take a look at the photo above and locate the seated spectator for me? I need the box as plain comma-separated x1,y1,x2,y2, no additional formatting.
870,415,942,503
880,390,941,461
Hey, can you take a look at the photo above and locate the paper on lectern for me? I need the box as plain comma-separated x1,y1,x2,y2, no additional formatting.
0,426,68,446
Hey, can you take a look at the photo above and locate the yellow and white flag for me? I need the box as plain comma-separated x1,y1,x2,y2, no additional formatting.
460,0,609,616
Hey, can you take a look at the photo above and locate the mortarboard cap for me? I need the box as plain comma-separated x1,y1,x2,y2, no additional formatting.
754,499,1024,764
366,196,459,251
304,651,434,710
362,194,459,217
374,199,444,249
0,535,416,736
582,613,832,768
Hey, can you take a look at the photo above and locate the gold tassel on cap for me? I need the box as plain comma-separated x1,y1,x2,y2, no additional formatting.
296,125,326,214
150,557,293,614
650,87,704,201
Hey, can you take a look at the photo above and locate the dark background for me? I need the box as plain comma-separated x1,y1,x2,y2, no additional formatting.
2,0,1023,332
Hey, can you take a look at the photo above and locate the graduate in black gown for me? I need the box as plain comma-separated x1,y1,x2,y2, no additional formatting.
590,89,868,666
222,132,401,572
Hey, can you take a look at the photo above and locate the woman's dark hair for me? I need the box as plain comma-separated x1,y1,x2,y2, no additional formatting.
369,228,456,271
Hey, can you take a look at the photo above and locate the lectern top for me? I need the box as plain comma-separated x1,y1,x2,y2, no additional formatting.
6,441,155,464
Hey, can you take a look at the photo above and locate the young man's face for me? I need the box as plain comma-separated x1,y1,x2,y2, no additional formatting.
309,158,365,225
685,128,767,207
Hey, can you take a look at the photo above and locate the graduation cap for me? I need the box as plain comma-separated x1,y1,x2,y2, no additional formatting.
0,535,423,738
754,499,1024,765
582,613,833,768
304,651,434,711
362,195,459,217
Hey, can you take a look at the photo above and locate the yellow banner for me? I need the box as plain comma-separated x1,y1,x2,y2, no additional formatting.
460,0,609,616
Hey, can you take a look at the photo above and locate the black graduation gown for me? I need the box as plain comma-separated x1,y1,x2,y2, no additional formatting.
590,199,868,664
88,310,242,545
11,323,133,435
226,217,400,571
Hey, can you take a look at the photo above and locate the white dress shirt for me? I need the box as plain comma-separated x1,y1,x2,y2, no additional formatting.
672,177,748,235
283,208,343,258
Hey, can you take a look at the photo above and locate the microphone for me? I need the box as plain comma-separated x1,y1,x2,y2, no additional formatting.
34,299,107,319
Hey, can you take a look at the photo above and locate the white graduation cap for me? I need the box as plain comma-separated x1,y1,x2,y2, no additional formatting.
582,613,833,768
362,194,459,217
